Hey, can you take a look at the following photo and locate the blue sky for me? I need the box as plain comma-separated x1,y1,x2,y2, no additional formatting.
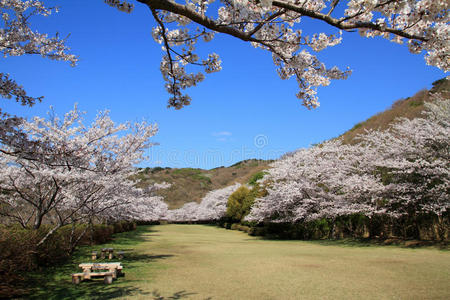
2,1,446,169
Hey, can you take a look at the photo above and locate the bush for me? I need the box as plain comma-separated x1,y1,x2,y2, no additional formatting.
151,166,164,173
227,184,267,223
113,222,124,233
91,224,114,244
0,220,137,297
230,223,251,233
248,171,267,186
226,186,253,222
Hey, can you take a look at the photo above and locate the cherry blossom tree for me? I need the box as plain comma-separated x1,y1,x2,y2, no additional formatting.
358,95,450,218
107,182,171,222
0,105,158,245
167,183,241,221
106,0,449,109
246,140,381,223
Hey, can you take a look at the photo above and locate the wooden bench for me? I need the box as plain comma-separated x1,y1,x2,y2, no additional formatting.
72,271,114,284
100,248,114,259
78,263,123,279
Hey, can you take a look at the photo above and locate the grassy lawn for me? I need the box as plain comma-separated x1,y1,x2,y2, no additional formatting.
27,224,449,300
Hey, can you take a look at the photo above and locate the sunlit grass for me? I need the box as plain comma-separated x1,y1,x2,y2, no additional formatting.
29,224,449,299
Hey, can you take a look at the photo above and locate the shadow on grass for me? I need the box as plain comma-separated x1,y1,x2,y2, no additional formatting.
106,225,161,246
307,238,385,248
307,238,448,250
120,253,175,271
70,225,162,260
27,282,150,300
26,282,196,300
21,225,181,299
169,224,448,250
151,289,199,299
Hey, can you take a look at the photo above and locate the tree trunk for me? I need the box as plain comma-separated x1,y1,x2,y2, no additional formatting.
36,224,62,247
33,211,43,229
68,225,89,255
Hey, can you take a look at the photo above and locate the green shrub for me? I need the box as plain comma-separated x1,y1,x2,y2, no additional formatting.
151,166,164,173
230,223,252,233
192,173,212,183
248,171,267,186
227,184,267,223
409,100,423,107
227,186,252,222
173,168,202,176
113,222,124,233
91,224,114,244
230,223,239,230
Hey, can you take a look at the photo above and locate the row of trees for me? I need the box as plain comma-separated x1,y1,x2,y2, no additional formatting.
246,95,449,239
166,183,241,222
0,105,164,248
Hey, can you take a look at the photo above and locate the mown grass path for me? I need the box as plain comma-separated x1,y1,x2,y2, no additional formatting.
29,225,449,299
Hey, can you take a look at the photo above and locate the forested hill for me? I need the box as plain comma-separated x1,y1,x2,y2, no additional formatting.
338,77,449,144
134,159,270,209
135,77,448,209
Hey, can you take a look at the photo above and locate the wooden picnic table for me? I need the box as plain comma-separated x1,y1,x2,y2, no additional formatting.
72,262,124,284
72,271,114,284
79,262,123,278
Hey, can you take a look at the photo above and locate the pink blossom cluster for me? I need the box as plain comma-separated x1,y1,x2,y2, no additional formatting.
0,0,77,64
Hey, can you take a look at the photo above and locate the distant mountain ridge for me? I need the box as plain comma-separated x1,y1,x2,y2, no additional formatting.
135,77,449,209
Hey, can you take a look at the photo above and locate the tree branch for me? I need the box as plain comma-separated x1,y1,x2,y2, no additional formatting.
137,0,428,42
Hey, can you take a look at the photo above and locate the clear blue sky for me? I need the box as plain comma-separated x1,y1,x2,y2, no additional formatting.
2,1,446,169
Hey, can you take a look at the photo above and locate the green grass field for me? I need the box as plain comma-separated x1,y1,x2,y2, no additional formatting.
28,225,449,299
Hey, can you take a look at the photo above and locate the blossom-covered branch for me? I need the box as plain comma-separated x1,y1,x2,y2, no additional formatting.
1,0,77,109
107,0,449,109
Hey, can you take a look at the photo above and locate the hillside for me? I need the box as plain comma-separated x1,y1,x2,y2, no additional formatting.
134,159,271,209
135,77,448,209
339,77,449,144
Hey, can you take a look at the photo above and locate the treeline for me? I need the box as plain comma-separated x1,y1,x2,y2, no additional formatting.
220,214,448,242
226,97,449,242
